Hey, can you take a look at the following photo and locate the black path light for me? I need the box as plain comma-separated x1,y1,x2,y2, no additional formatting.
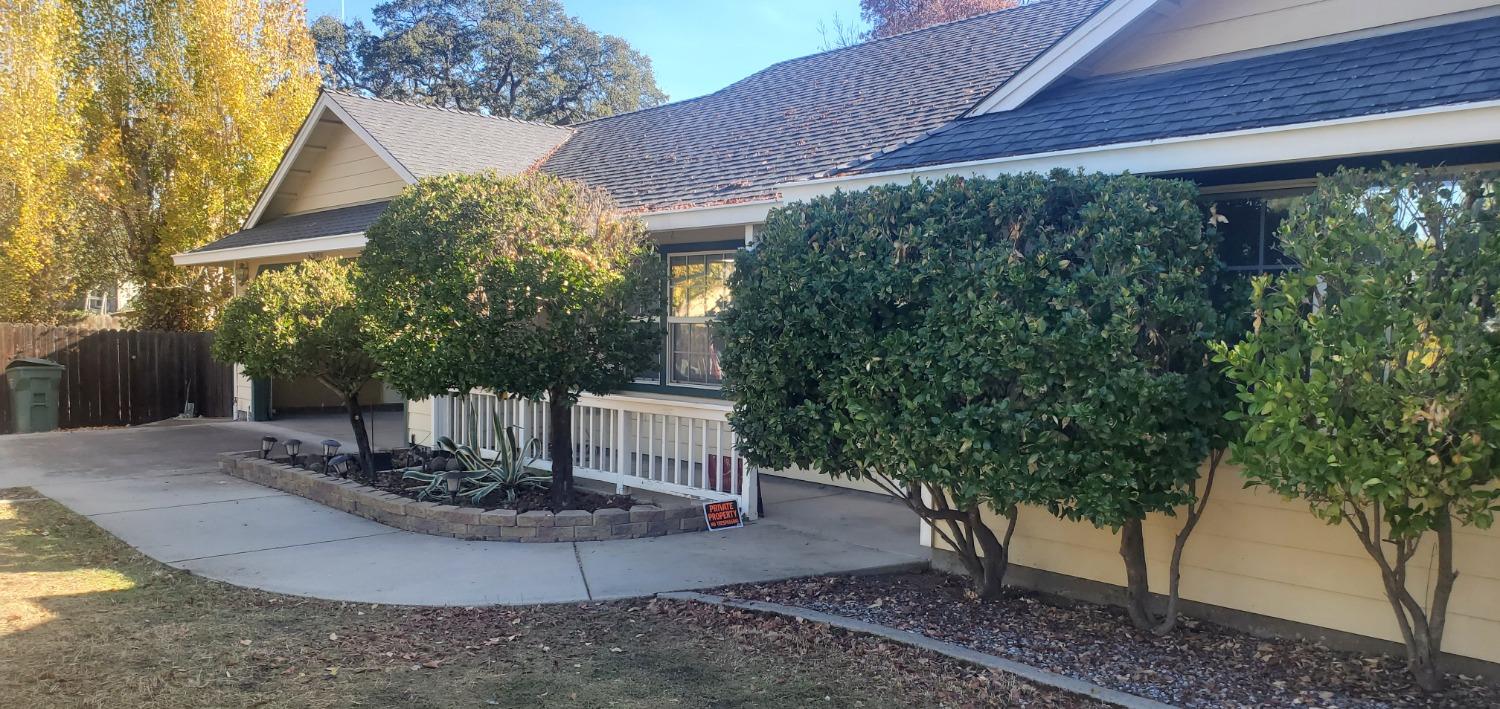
284,439,303,467
443,456,466,504
260,436,277,459
321,439,341,458
443,469,467,504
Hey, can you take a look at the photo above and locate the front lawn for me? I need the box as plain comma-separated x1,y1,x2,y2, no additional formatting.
0,491,1094,708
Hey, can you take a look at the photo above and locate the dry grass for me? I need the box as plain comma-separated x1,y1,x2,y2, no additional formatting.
0,491,1097,708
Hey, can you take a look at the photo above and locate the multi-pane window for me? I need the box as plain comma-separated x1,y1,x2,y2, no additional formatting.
1209,190,1308,273
666,252,735,387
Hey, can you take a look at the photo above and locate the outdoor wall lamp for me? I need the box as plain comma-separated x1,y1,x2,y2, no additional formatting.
260,436,277,459
284,439,302,466
235,261,250,284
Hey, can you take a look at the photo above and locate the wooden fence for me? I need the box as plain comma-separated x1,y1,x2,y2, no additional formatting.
0,324,234,432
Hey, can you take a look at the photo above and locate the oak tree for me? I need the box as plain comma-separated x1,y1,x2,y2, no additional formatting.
311,0,667,125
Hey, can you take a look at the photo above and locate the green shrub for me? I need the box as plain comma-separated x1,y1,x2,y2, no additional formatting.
213,258,380,476
357,172,661,509
1217,166,1500,691
721,172,1232,608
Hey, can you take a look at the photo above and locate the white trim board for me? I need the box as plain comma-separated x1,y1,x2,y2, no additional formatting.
967,0,1163,116
780,100,1500,202
172,202,777,266
638,200,777,232
172,232,368,266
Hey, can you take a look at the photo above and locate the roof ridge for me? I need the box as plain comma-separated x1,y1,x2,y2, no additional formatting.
573,0,1091,128
324,89,574,131
850,0,1083,47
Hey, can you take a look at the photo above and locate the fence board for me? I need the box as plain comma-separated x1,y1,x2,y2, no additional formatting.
0,323,234,433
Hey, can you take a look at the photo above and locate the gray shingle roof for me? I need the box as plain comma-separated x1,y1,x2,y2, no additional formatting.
843,15,1500,175
326,92,574,179
191,201,388,253
539,0,1111,211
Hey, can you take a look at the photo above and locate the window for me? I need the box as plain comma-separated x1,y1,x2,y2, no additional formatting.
1207,190,1308,273
666,252,735,387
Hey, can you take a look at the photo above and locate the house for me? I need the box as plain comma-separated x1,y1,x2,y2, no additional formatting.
175,0,1500,669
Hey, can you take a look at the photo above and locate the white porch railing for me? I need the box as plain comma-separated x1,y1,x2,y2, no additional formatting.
433,390,758,519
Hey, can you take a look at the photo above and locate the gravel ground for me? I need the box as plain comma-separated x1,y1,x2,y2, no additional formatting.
716,572,1497,709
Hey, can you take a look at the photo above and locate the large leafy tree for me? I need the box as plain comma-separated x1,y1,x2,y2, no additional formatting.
999,173,1235,634
1218,167,1500,692
311,0,667,125
862,0,1017,38
357,172,661,509
722,172,1232,608
214,259,380,477
73,0,320,330
0,0,87,322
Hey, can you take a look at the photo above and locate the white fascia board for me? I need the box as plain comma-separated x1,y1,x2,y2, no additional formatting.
172,232,368,267
780,101,1500,203
177,201,778,267
639,200,778,232
967,0,1162,117
242,94,418,230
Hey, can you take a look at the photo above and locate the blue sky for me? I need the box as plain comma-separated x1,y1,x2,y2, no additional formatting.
301,0,867,101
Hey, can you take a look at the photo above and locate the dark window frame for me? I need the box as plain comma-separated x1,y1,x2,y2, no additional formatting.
621,239,745,399
1203,186,1312,275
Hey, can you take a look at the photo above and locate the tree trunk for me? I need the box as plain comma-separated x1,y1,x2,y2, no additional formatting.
1344,503,1457,693
868,477,1017,599
969,505,1018,599
1153,448,1222,636
546,388,574,510
344,391,375,481
1119,517,1155,630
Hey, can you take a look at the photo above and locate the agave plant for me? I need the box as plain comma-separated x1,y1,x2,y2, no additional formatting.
401,414,550,505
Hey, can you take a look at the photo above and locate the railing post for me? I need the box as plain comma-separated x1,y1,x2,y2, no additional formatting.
614,407,627,493
743,466,760,521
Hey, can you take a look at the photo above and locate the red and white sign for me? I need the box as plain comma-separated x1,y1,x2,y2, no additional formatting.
703,499,743,530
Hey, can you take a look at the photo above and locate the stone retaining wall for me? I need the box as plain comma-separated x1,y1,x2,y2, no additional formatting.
219,453,710,542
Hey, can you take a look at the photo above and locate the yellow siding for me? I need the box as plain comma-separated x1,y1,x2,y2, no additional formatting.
765,466,888,495
232,364,253,420
407,398,434,446
938,462,1500,663
1083,0,1496,76
267,119,406,218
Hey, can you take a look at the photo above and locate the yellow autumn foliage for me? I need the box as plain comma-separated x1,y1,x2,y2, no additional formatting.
76,0,320,330
0,0,318,327
0,0,82,322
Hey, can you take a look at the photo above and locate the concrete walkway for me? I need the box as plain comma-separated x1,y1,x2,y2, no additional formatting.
0,419,924,606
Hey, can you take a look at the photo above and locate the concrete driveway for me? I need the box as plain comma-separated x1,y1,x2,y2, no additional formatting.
0,419,924,606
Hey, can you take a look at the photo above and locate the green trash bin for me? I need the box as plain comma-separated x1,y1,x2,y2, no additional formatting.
6,357,66,433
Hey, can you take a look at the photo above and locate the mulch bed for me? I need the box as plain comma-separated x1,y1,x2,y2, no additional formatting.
716,572,1497,709
353,469,637,513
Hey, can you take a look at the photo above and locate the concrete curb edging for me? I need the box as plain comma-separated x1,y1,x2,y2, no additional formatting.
219,452,709,542
657,591,1177,709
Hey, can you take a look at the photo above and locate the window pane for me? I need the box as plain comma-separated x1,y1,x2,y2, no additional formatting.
635,334,664,384
1263,196,1300,267
705,254,735,316
669,323,724,386
669,255,694,317
1212,199,1263,269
